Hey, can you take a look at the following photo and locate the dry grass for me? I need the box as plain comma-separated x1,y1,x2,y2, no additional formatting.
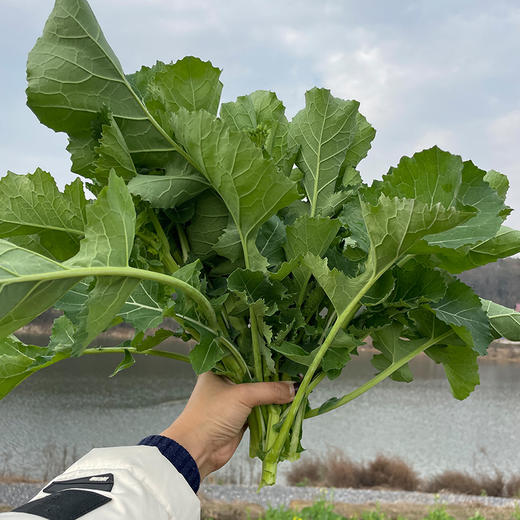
426,471,505,497
286,452,419,491
286,452,520,498
358,455,420,491
505,475,520,498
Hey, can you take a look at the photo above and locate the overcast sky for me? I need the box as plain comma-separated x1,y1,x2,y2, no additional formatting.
2,0,520,230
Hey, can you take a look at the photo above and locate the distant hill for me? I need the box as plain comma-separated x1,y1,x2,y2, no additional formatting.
458,257,520,309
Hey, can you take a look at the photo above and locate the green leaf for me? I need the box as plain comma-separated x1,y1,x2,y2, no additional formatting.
484,169,509,200
426,344,479,400
303,253,367,315
289,88,360,216
220,90,294,173
186,192,229,259
128,155,208,209
189,329,224,374
480,299,520,341
109,349,135,377
430,278,492,355
256,216,287,266
94,116,137,183
386,260,447,307
425,161,508,249
340,113,376,174
65,172,138,354
0,169,86,261
271,341,314,366
130,328,176,352
433,226,520,273
141,57,223,118
0,240,81,337
213,223,243,264
322,331,360,379
170,108,299,269
117,280,169,332
371,324,424,382
228,268,285,307
285,215,341,290
285,216,341,261
0,337,61,399
378,149,507,249
26,0,189,172
363,195,473,274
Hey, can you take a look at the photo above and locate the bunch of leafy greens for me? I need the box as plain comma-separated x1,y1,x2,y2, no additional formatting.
2,0,520,487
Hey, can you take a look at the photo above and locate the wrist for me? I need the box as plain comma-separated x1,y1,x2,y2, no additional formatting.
161,419,213,479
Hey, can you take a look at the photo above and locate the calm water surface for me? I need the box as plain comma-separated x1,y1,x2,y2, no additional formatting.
1,351,519,482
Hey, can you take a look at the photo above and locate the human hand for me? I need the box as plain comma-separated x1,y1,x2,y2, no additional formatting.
161,373,295,479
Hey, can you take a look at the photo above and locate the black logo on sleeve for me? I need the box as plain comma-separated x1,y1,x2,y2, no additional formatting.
13,489,111,520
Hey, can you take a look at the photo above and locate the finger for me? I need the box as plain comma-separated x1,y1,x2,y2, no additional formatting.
235,381,295,408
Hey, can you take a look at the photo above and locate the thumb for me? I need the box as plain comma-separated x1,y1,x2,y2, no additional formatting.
235,381,296,408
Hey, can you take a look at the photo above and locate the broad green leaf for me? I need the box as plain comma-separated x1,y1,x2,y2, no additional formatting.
433,226,520,273
271,341,314,366
426,344,479,400
363,195,473,274
55,279,91,323
0,241,81,337
361,270,394,306
480,299,520,341
26,0,190,172
117,280,169,332
186,192,229,259
189,329,224,374
130,328,176,352
220,90,294,173
0,169,86,261
285,216,341,261
94,116,137,183
0,337,63,399
255,216,286,266
379,147,463,208
47,315,76,353
65,172,138,354
109,349,135,377
484,169,509,200
425,161,508,249
303,253,367,315
430,278,492,355
378,149,507,249
128,155,208,209
371,324,424,382
339,113,376,174
322,331,361,379
386,260,447,307
140,57,223,118
228,268,285,308
170,108,299,269
213,223,243,264
289,88,360,216
285,215,341,291
338,196,370,253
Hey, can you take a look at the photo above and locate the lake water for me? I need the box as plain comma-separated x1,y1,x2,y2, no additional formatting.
1,348,519,483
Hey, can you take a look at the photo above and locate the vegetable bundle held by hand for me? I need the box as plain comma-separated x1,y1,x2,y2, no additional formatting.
1,0,520,487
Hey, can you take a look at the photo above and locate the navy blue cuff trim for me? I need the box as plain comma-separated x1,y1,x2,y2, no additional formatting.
138,435,201,493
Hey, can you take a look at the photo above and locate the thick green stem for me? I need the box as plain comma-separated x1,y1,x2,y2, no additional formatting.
176,224,190,263
263,275,376,474
3,266,218,332
305,331,453,418
149,210,179,273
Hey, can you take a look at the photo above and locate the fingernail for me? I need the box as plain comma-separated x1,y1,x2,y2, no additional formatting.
281,381,296,398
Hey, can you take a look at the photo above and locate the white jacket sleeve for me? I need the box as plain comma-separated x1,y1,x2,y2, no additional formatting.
1,446,200,520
